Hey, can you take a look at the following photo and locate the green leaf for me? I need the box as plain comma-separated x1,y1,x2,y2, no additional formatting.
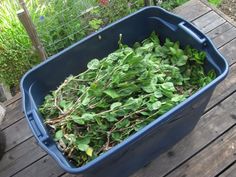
116,119,130,129
105,114,118,122
110,102,122,110
71,115,85,125
67,134,76,143
154,90,163,98
81,113,94,120
87,59,100,70
125,97,142,111
152,101,162,110
171,94,186,102
158,101,175,114
176,55,188,66
76,137,90,145
89,19,103,30
142,84,156,93
111,132,122,141
149,31,160,45
104,89,120,99
82,93,90,106
59,100,67,109
160,82,176,92
55,130,63,140
77,144,89,151
95,117,103,126
208,70,216,79
121,64,129,71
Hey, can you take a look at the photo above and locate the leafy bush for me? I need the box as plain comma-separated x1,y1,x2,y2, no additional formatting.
40,33,216,166
0,0,40,89
0,0,144,89
33,0,144,56
0,0,189,89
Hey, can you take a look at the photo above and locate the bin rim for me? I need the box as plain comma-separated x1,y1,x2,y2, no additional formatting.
20,6,229,174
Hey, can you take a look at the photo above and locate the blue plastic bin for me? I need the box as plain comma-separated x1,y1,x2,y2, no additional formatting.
21,6,228,177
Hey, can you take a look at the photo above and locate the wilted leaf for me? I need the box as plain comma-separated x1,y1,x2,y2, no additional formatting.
86,147,93,157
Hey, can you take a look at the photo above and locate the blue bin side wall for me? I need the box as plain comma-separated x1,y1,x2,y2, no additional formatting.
20,6,228,176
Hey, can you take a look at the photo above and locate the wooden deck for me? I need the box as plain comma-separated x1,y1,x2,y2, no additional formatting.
1,0,236,176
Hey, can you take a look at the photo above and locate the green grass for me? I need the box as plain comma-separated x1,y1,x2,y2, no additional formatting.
208,0,222,6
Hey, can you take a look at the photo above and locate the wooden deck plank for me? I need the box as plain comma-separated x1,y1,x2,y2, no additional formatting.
3,118,32,152
219,161,236,177
207,22,233,39
213,27,236,48
219,38,236,65
132,92,236,177
206,64,236,110
173,0,211,21
4,93,21,107
13,156,64,177
0,137,46,177
166,126,236,177
193,11,226,33
0,99,24,130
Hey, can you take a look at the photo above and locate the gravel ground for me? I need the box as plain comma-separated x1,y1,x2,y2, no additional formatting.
219,0,236,21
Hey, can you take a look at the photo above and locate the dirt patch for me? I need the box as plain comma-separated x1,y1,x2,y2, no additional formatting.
219,0,236,21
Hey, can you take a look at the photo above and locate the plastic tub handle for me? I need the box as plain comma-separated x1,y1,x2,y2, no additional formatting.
178,22,206,45
27,110,49,142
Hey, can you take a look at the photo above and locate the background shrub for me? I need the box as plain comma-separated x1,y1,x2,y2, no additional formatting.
0,0,188,91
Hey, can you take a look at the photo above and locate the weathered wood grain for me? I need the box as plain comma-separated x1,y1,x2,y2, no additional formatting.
4,93,21,107
219,161,236,177
206,64,236,110
166,126,236,177
13,155,64,177
173,0,211,21
132,92,236,177
3,118,32,152
213,27,236,48
0,137,46,177
207,22,232,39
193,11,226,33
219,38,236,65
0,99,24,130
